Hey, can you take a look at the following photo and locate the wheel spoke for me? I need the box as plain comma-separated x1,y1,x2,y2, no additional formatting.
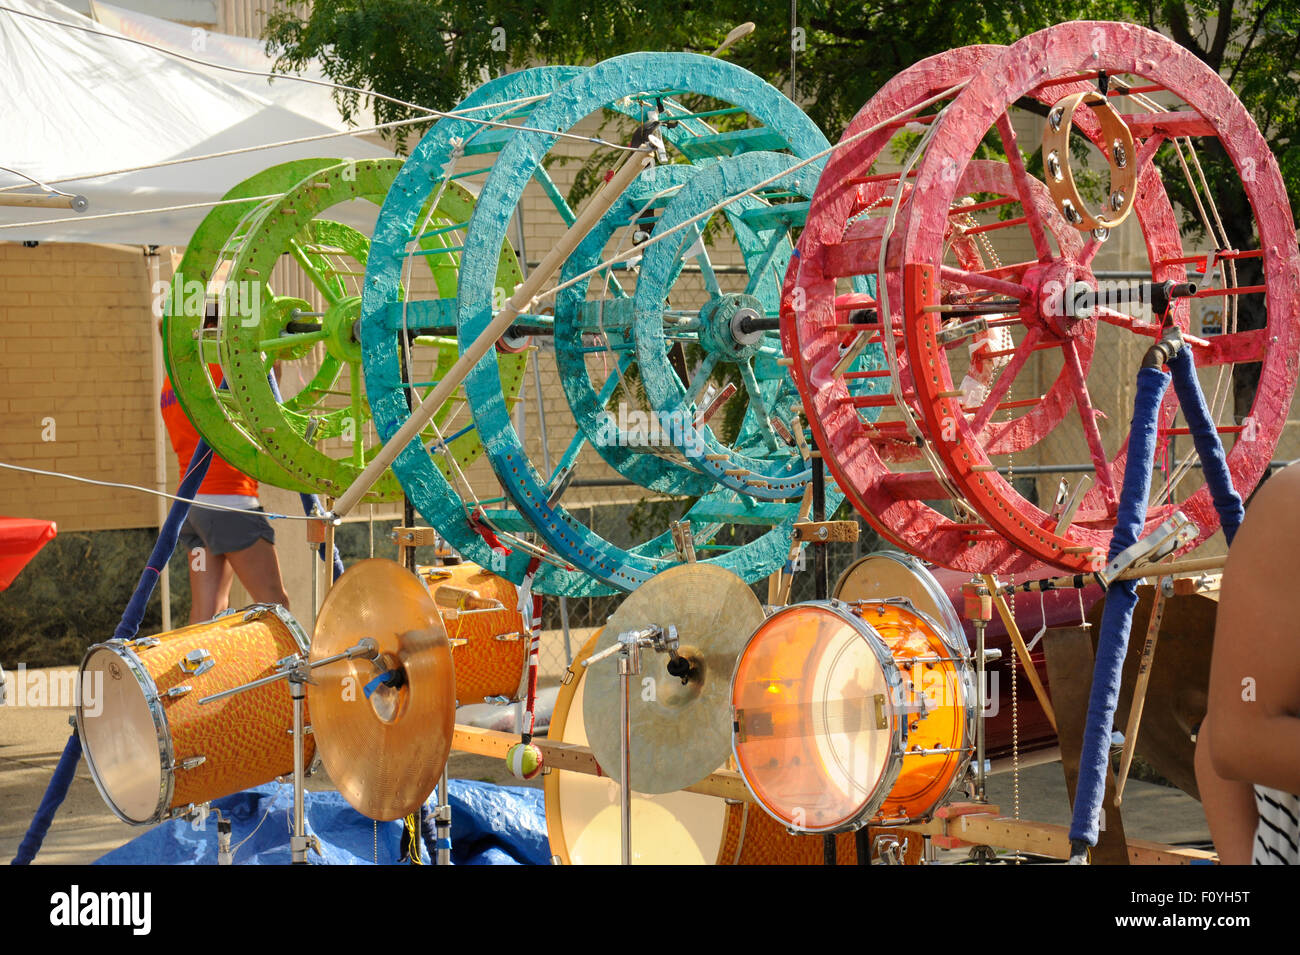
737,359,780,453
289,239,342,306
684,352,719,405
258,329,330,352
995,113,1053,262
743,229,790,296
938,265,1030,300
966,325,1043,434
1061,338,1117,506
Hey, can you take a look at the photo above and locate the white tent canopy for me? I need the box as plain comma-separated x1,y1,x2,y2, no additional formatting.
88,0,369,133
0,0,396,245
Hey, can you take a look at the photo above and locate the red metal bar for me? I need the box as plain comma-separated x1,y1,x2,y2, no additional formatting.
939,264,1030,300
1161,426,1244,436
847,170,917,185
1123,111,1216,138
961,216,1028,237
1156,249,1263,267
951,196,1019,217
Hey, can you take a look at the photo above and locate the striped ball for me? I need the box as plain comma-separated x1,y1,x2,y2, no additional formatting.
505,742,544,780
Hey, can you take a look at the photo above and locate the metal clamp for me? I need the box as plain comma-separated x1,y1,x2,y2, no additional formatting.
1099,511,1198,587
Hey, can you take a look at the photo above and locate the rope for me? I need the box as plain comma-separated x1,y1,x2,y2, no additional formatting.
0,461,321,521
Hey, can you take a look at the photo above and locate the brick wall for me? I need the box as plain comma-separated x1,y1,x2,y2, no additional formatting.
0,242,160,532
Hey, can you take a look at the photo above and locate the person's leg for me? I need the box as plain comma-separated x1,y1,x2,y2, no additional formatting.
224,538,291,609
188,551,234,624
1196,719,1259,864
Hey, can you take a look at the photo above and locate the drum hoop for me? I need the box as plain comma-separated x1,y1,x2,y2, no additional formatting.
729,599,907,835
76,639,174,826
833,550,969,657
239,603,311,656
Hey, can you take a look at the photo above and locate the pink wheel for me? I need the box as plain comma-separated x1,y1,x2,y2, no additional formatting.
789,45,1115,572
896,22,1300,572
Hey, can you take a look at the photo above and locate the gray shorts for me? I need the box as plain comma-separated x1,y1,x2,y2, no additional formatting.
178,505,276,558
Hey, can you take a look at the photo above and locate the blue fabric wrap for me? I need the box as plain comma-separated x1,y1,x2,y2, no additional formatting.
95,780,549,865
10,733,82,865
1069,365,1170,846
1167,347,1245,546
113,440,213,641
265,369,344,580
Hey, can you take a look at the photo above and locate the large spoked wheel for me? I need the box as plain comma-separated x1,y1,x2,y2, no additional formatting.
790,46,1071,572
455,53,834,594
166,159,523,503
164,159,339,493
363,68,594,588
898,22,1300,571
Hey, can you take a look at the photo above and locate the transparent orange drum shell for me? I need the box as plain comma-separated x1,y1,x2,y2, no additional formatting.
77,608,313,825
854,601,973,821
733,601,974,833
732,604,902,833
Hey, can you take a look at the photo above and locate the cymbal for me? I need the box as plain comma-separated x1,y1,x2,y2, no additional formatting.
583,564,765,795
309,559,456,821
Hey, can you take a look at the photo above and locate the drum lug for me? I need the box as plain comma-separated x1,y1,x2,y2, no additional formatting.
494,632,523,642
172,756,206,771
166,685,193,699
179,649,214,676
285,724,314,736
128,636,160,650
484,695,511,705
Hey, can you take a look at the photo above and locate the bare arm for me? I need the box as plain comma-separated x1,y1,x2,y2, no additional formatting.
1206,463,1300,792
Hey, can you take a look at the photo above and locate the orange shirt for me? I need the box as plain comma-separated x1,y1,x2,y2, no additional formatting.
160,372,259,498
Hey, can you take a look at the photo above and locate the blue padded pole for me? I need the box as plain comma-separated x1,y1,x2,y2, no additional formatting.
13,439,212,863
1069,365,1171,850
1167,348,1245,546
11,734,82,864
115,439,213,640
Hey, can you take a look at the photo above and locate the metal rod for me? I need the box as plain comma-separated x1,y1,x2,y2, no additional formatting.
974,617,988,803
290,678,309,864
620,653,633,866
435,766,451,865
330,150,654,519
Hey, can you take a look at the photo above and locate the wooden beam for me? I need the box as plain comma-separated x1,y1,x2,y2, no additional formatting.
452,723,753,802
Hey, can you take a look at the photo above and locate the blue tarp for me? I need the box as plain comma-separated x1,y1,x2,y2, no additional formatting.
95,780,550,866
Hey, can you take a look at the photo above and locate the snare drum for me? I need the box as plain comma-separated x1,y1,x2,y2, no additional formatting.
418,562,528,705
731,599,975,833
545,632,887,864
76,604,313,825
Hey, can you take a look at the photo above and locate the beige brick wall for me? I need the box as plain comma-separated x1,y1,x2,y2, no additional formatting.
0,243,160,532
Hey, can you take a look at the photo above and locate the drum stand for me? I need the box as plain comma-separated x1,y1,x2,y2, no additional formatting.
198,637,380,865
583,624,679,865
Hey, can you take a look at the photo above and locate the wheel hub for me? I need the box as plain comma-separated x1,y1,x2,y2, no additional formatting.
698,293,767,362
322,295,363,364
1021,259,1095,339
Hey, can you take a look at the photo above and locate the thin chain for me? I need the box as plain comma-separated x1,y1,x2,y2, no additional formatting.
1006,581,1022,864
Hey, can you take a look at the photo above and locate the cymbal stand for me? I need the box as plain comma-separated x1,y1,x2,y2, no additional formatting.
583,624,679,865
198,638,379,865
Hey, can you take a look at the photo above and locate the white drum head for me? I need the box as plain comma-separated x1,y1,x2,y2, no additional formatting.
553,661,727,865
78,646,164,824
833,551,967,653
